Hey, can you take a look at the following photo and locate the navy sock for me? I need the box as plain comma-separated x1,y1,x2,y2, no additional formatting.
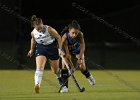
81,68,90,78
61,69,68,88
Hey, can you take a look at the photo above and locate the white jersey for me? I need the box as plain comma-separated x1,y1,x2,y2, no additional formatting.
32,25,55,45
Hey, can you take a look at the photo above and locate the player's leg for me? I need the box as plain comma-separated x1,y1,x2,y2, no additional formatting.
49,59,62,85
60,58,69,93
76,54,95,85
35,56,47,93
46,41,62,86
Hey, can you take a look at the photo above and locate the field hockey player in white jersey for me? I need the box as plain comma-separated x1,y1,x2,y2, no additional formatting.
27,15,62,93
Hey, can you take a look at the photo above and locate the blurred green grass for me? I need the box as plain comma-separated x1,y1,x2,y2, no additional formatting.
0,70,140,100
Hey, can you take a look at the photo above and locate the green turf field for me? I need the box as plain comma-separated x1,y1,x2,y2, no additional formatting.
0,70,140,100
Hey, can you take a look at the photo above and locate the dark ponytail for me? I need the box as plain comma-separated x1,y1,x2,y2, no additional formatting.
68,20,81,30
61,20,81,35
61,26,69,36
71,20,80,28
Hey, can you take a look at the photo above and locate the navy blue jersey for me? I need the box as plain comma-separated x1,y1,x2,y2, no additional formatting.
66,32,80,55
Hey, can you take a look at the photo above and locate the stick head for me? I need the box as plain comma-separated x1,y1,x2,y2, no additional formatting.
80,87,85,92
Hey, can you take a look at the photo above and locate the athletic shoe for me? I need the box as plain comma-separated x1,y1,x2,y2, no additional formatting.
57,77,63,85
34,84,40,93
87,75,95,85
60,86,68,93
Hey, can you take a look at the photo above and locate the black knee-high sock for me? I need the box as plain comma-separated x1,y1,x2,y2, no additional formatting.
81,68,91,78
61,69,68,88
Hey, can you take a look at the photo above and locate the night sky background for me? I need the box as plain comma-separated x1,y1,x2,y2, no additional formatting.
1,0,140,43
0,0,140,69
21,0,140,43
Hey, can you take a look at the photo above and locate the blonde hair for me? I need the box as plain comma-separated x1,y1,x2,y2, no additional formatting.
31,15,43,27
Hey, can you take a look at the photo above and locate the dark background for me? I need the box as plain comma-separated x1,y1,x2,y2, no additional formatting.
0,0,140,69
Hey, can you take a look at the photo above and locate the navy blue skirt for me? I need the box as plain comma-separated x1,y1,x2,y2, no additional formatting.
35,41,59,60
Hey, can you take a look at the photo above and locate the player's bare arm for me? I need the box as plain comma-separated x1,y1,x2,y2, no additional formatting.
78,32,85,59
62,34,71,58
48,26,62,50
27,32,36,57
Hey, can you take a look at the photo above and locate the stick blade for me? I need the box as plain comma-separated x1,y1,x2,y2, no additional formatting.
80,87,85,92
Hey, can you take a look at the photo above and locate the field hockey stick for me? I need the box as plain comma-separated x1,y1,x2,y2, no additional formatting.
60,55,85,92
58,62,79,93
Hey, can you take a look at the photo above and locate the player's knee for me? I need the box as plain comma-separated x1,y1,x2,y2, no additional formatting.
62,65,67,70
79,66,86,71
51,67,59,74
51,69,55,74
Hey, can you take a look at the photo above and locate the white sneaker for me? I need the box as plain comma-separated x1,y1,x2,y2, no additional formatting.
87,75,95,85
60,86,68,93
